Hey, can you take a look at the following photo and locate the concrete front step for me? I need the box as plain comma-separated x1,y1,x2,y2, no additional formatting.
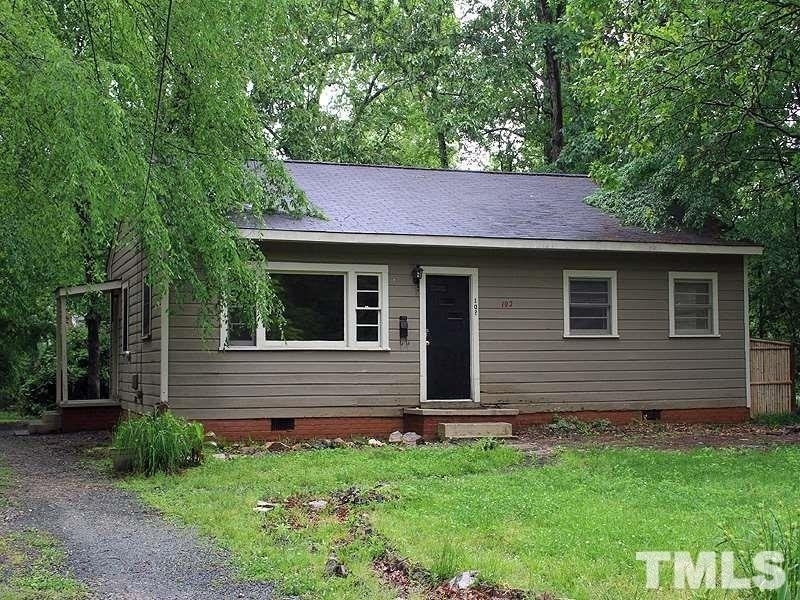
437,421,514,440
26,410,61,435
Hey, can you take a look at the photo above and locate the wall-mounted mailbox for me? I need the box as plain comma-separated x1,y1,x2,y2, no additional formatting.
399,315,409,342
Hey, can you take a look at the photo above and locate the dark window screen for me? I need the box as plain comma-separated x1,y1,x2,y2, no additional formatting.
268,273,345,341
569,278,611,334
142,281,152,338
122,287,129,351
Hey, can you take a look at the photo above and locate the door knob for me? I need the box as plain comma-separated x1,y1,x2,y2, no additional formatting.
426,328,431,346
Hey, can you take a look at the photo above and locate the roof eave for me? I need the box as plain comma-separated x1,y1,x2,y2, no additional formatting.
239,228,763,256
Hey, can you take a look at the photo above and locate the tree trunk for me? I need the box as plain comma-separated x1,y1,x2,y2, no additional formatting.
537,0,565,164
436,130,448,168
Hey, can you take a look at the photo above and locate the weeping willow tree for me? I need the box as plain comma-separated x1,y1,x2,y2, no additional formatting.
0,0,312,399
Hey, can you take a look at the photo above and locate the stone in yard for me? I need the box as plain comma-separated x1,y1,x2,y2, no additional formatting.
240,446,257,455
211,453,228,460
324,554,348,578
333,437,347,447
307,499,328,511
265,441,289,452
448,571,478,590
253,500,279,512
205,431,217,439
388,431,404,444
367,438,384,447
401,432,422,445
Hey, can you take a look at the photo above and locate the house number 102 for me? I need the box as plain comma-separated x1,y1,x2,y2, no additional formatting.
500,300,513,308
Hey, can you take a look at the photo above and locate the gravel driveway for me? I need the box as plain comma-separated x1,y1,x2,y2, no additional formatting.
0,430,279,600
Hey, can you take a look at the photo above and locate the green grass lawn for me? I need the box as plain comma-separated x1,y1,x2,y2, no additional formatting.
123,444,800,599
0,409,23,424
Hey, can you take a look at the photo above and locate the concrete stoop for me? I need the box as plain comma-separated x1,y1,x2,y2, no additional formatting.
437,421,514,440
24,410,62,435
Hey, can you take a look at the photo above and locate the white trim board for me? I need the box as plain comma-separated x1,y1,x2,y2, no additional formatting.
57,279,123,296
239,228,763,256
418,266,481,404
743,258,752,409
160,289,169,404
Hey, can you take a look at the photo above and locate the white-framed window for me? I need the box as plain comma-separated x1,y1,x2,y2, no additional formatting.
141,278,152,340
563,270,619,338
669,272,719,337
220,262,390,350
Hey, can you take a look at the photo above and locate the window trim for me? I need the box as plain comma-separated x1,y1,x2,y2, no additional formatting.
562,270,619,338
141,278,152,340
219,261,390,351
668,271,720,338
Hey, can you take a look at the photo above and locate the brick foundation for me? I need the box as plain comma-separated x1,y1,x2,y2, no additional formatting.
660,406,750,423
54,405,750,439
196,406,749,442
60,405,122,432
200,416,405,442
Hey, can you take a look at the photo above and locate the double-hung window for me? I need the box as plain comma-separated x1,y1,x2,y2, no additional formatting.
563,270,618,337
669,272,719,337
220,262,389,350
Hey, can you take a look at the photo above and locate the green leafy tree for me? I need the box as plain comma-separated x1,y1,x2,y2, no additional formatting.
252,0,463,167
572,0,800,353
451,0,597,172
0,0,313,400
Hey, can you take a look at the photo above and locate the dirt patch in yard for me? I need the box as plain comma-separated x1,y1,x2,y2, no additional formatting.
373,553,551,600
514,419,800,453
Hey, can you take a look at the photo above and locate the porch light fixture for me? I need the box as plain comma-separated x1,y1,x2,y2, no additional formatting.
412,265,424,287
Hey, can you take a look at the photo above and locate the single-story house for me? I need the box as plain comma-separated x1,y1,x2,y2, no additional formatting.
56,161,763,439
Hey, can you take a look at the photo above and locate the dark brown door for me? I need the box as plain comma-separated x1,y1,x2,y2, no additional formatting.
425,275,471,400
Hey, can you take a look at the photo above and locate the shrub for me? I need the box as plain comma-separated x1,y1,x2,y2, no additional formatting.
475,437,501,451
753,412,800,428
113,412,204,475
548,415,614,436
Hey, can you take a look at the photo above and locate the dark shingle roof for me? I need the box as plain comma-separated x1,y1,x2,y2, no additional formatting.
237,161,749,247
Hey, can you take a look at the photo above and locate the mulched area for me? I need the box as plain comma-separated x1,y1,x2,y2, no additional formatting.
0,431,280,600
512,420,800,454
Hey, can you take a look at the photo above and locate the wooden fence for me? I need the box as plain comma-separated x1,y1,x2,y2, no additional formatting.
750,339,795,417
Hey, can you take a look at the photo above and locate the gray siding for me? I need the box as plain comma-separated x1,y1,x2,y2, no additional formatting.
108,231,162,414
168,243,747,420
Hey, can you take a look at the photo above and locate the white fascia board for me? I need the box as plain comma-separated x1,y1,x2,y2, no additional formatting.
238,228,763,256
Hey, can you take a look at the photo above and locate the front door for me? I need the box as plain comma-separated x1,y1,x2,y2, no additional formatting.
425,275,471,400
